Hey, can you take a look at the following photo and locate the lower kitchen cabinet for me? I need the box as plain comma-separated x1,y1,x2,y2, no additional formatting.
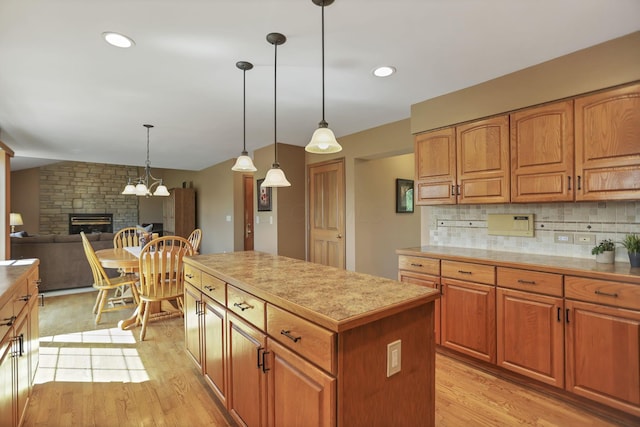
202,295,226,403
441,278,496,363
266,338,335,426
399,271,441,344
0,332,13,424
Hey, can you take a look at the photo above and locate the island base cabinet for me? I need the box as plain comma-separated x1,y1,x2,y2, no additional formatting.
227,313,267,427
202,295,226,405
266,338,336,427
565,300,640,417
184,284,202,368
0,336,13,426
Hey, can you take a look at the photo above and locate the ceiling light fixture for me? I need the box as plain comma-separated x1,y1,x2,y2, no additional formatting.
305,0,342,154
231,61,257,172
122,124,170,197
102,32,135,48
373,66,396,77
262,33,291,188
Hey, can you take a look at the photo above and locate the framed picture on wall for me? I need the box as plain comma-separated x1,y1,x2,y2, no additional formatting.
396,178,414,213
257,178,272,211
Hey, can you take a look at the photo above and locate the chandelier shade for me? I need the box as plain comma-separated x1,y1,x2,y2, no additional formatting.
122,124,170,197
306,0,342,154
231,61,257,172
262,32,291,188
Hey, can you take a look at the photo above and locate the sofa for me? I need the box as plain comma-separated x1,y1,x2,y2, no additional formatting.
11,233,119,292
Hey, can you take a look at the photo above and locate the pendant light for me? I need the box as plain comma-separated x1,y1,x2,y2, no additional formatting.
122,124,170,197
305,0,342,154
231,61,258,172
262,32,291,188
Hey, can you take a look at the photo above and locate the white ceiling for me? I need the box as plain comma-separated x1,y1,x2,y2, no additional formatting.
1,0,639,171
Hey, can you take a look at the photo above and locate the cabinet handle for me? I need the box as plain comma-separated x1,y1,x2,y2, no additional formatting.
517,279,536,285
19,294,31,302
577,175,582,190
261,349,270,373
257,347,263,369
19,333,24,356
410,263,423,267
595,290,618,298
233,302,253,311
204,285,215,292
557,307,561,322
567,176,572,191
566,308,570,323
185,273,194,279
257,347,270,373
280,330,302,343
1,316,16,327
39,294,45,307
456,185,461,196
457,270,472,275
451,185,455,196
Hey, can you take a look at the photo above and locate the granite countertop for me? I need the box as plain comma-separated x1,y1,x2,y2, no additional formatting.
184,251,439,332
397,246,640,285
0,259,39,308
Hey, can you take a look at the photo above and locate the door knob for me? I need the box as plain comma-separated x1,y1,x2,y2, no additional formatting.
337,234,342,239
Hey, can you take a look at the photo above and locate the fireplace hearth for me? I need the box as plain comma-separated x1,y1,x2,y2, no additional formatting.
69,213,113,234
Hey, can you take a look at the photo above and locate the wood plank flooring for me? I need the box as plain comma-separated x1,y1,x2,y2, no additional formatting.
22,290,633,426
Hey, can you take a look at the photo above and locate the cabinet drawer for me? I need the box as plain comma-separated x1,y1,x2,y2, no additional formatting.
0,296,14,339
442,260,495,285
183,264,202,289
267,304,336,375
565,276,640,310
497,267,563,297
201,273,226,305
398,255,440,276
227,285,266,331
13,278,29,315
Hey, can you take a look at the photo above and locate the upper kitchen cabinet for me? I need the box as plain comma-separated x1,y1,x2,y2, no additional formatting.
575,83,640,201
415,127,457,205
415,115,510,205
455,115,510,204
510,101,574,203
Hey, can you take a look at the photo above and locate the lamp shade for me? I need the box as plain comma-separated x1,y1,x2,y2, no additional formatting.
232,152,257,172
262,165,291,187
153,184,170,196
10,213,23,226
122,182,137,195
306,126,342,153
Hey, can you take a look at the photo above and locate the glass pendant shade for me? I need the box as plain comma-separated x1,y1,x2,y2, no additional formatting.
153,184,170,196
262,163,291,187
122,181,136,195
232,151,257,172
306,124,342,153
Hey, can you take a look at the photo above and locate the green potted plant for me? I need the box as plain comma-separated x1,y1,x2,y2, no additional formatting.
591,238,616,264
622,234,640,268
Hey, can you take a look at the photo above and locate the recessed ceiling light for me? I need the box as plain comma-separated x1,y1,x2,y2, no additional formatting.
373,66,396,77
102,32,135,48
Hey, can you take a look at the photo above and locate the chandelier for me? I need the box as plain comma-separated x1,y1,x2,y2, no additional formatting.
122,124,170,197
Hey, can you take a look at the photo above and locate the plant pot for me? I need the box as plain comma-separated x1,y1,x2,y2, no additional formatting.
629,252,640,268
595,251,615,264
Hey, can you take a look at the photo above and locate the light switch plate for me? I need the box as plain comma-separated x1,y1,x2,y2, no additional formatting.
386,340,401,377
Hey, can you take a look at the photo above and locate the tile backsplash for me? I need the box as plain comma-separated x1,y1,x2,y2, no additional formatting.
424,202,640,262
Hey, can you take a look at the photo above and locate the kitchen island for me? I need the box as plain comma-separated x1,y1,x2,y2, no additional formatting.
183,251,439,427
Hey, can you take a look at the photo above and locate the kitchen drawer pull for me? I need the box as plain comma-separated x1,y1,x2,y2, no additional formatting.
567,176,572,191
566,308,570,323
410,263,423,267
557,307,561,322
517,279,536,285
233,302,253,311
595,290,618,298
457,270,472,275
185,273,194,279
280,329,302,343
577,175,582,190
203,285,215,292
1,316,16,327
451,185,456,196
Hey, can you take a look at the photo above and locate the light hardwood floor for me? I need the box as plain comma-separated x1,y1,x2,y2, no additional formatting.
22,291,633,427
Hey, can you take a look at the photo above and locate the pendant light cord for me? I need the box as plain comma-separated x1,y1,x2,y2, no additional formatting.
274,40,279,164
321,2,326,123
243,67,247,152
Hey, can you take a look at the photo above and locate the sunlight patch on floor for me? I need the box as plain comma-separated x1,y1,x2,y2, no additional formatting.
35,327,149,384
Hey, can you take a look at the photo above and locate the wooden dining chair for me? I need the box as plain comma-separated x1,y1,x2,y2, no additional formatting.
135,236,194,340
187,228,202,254
80,232,140,324
113,226,141,248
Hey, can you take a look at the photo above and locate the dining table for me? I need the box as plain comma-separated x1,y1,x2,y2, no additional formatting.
95,246,181,330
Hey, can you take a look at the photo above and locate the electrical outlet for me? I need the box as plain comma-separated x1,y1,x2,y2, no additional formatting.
554,233,574,244
575,233,596,245
386,340,401,377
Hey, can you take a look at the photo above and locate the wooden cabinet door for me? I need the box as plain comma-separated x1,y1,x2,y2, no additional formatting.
398,271,441,344
266,338,335,427
456,115,510,204
203,294,227,405
497,288,564,387
0,335,14,427
184,284,202,368
441,278,496,363
565,300,640,417
13,311,29,427
510,101,574,202
227,313,267,427
414,128,456,205
575,83,640,201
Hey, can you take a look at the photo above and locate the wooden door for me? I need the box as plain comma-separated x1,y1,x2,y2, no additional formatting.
203,294,227,405
227,313,267,427
456,115,510,204
414,127,456,205
243,175,254,251
441,278,496,363
565,299,640,416
266,338,335,427
575,83,640,201
510,101,574,202
398,271,441,344
184,284,202,368
497,288,564,387
308,159,345,269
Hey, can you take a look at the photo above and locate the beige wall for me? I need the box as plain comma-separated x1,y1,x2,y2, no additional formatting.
10,168,39,235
